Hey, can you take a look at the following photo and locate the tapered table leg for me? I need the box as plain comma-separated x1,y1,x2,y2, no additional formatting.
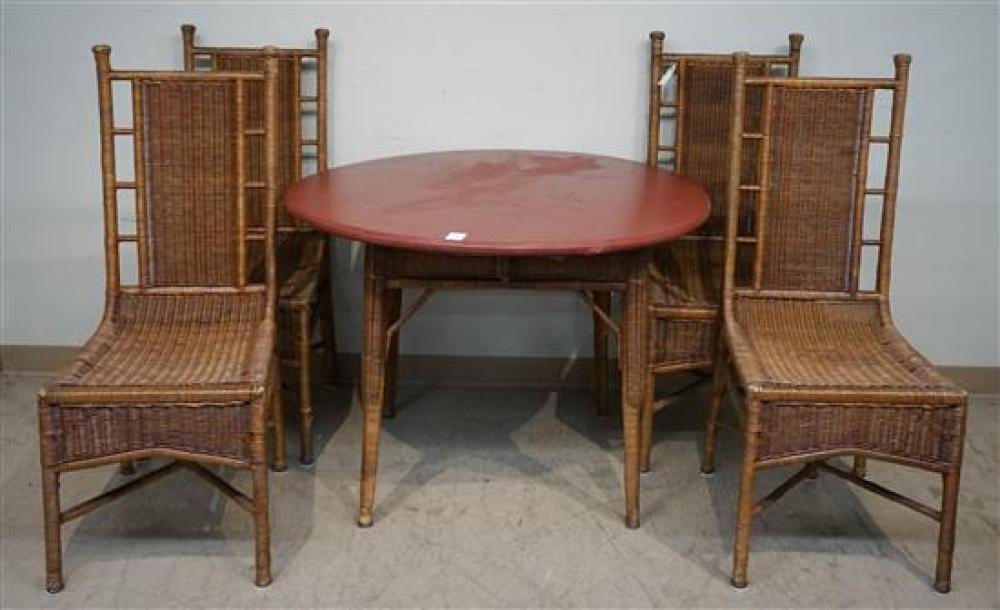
620,250,649,529
358,246,388,527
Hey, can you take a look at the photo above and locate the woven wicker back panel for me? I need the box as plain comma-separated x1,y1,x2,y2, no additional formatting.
680,60,767,234
214,54,299,228
660,60,767,304
142,80,239,287
760,87,865,292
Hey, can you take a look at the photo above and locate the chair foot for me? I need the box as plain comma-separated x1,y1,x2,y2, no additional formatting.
119,461,136,475
933,582,951,594
730,577,748,589
640,464,652,474
625,516,639,529
271,463,287,473
357,516,373,528
851,456,867,479
45,579,64,594
254,575,273,588
700,465,716,476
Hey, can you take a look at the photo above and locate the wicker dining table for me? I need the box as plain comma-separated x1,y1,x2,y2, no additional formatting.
285,149,710,528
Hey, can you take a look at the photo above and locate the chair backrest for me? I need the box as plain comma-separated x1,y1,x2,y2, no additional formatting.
181,24,329,231
723,52,911,301
93,45,280,297
647,32,803,234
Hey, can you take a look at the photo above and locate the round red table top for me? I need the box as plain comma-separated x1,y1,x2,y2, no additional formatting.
285,150,710,256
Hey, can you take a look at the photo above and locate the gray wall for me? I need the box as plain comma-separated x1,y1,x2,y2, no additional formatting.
2,2,997,366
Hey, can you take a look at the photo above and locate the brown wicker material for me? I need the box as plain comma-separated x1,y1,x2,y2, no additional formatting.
640,31,804,472
36,45,282,591
182,24,335,465
283,149,710,531
358,246,652,529
701,52,968,591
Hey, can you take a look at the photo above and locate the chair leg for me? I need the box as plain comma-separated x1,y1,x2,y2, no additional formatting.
639,368,655,473
119,461,136,475
934,467,962,593
851,456,867,479
270,363,287,472
731,399,761,589
41,466,63,593
318,279,338,381
701,339,729,475
252,463,272,587
592,290,611,416
296,308,315,465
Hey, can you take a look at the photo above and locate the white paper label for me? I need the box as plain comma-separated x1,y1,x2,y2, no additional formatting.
444,232,467,241
658,65,676,87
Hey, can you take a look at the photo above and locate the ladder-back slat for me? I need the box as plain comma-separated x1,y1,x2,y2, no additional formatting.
849,87,875,293
94,47,120,296
752,83,775,289
132,81,149,286
876,56,911,295
236,79,247,288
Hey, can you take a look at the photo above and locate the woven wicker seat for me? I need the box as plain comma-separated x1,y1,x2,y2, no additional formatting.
640,31,803,471
731,299,961,392
702,53,968,592
37,46,283,591
46,294,269,392
182,25,336,466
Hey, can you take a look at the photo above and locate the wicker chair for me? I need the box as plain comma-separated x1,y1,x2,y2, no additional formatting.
702,52,968,591
37,45,283,590
640,31,803,471
182,24,335,466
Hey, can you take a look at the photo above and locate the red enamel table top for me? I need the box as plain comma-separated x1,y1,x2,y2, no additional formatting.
285,150,710,256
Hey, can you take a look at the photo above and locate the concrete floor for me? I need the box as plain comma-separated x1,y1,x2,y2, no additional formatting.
1,372,998,608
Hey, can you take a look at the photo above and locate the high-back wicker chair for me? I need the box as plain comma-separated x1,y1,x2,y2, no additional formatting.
182,24,335,466
702,52,968,591
639,31,803,471
37,45,282,590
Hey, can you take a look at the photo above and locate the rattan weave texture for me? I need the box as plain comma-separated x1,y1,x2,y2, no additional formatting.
702,52,968,592
640,32,803,472
36,45,282,591
182,25,336,466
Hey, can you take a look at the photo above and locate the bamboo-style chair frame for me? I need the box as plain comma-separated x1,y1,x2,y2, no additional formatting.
640,31,803,472
702,52,968,591
182,24,335,466
37,45,282,591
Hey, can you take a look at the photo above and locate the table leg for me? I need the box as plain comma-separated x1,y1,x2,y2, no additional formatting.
621,252,648,529
358,247,387,527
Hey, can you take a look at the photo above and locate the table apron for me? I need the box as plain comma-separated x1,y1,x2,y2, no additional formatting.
376,247,641,285
386,278,626,291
